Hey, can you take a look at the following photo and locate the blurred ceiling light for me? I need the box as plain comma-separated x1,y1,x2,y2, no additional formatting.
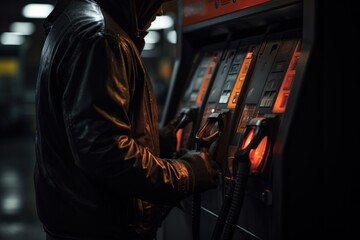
166,30,177,44
10,22,36,35
2,195,21,214
149,15,174,30
144,31,161,44
22,3,54,18
144,43,155,50
0,32,25,45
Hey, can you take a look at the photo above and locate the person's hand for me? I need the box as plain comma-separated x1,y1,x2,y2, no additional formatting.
180,150,219,193
159,115,182,158
173,147,190,159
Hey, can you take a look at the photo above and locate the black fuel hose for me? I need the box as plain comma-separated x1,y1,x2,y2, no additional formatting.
220,151,250,240
210,175,236,240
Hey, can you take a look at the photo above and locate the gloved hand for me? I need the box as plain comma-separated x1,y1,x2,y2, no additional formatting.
180,150,219,193
173,147,190,159
159,115,183,158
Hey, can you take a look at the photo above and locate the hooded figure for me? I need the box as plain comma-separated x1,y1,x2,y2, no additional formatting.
34,0,219,239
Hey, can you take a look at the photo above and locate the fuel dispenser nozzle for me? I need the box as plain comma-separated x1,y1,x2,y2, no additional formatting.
191,111,228,240
195,111,228,160
172,107,199,156
212,115,279,240
232,116,276,175
175,107,199,132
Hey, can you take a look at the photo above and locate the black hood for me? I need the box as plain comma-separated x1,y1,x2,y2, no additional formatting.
45,0,167,51
94,0,165,50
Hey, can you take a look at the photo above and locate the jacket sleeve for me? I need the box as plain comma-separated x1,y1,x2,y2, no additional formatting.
61,34,193,204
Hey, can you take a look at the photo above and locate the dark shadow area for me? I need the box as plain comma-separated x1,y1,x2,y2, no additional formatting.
0,130,46,240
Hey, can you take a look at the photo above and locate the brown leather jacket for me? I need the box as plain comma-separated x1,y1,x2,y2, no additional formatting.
34,0,195,239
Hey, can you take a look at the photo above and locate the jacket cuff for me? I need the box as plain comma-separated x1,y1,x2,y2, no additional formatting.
174,159,195,194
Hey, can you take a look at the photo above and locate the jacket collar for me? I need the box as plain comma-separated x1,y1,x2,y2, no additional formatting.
43,0,72,34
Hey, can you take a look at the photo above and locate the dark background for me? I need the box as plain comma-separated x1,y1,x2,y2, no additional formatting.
0,2,56,239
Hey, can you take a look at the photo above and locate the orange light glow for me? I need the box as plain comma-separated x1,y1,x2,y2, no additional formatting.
195,52,218,105
227,49,255,108
176,129,183,152
241,126,255,150
249,136,268,173
273,40,301,113
183,0,270,26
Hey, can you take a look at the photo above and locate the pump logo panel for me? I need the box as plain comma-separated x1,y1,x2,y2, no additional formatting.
183,0,270,26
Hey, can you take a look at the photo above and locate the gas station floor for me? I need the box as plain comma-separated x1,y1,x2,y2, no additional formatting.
0,132,46,240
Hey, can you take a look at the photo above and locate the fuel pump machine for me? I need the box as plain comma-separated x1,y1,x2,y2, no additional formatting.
160,0,356,239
